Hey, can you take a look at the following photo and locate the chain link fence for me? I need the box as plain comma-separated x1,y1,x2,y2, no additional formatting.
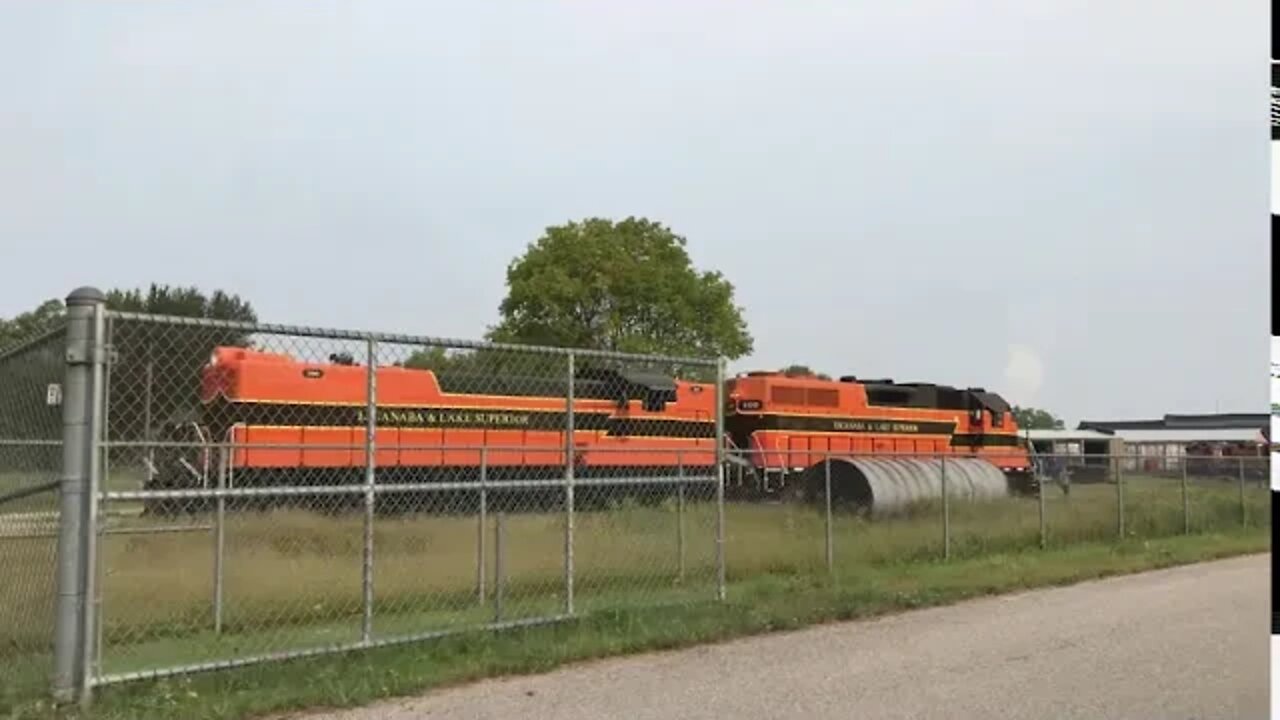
79,304,723,695
716,449,1268,584
0,324,67,710
0,287,1269,710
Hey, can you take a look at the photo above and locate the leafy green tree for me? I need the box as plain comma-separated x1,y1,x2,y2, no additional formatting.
0,307,67,443
1012,405,1065,430
400,344,555,378
0,285,258,441
401,346,455,372
104,285,257,440
0,299,66,349
487,217,753,360
105,285,254,323
401,217,753,384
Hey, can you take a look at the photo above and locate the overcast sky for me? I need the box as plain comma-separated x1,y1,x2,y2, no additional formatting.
0,1,1267,425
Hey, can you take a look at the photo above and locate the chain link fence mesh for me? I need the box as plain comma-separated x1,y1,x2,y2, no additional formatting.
1035,454,1117,547
719,449,1269,592
0,327,68,709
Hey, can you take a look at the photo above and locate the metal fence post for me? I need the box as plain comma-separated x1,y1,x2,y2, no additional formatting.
79,298,106,707
1037,456,1046,549
494,512,506,623
1181,454,1190,535
361,339,377,645
823,455,833,576
213,447,226,635
477,447,487,604
1237,456,1246,528
941,455,950,560
563,352,575,616
1116,455,1125,540
676,451,686,583
52,287,105,704
714,357,727,601
93,315,114,683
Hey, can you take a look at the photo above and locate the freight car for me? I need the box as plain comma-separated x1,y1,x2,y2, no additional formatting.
144,348,1035,515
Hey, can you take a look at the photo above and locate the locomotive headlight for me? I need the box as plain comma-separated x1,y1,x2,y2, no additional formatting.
208,351,219,367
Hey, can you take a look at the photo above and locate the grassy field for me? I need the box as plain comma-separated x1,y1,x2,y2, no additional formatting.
0,472,1269,718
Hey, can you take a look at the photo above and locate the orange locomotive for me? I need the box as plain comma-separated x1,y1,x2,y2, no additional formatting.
147,348,1035,513
202,345,718,469
721,371,1035,496
147,346,720,513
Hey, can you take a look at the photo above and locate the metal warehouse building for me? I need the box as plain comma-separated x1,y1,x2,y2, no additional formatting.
1076,413,1268,475
1024,414,1268,482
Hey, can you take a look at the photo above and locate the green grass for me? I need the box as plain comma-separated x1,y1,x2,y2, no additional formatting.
7,532,1268,720
0,474,1269,719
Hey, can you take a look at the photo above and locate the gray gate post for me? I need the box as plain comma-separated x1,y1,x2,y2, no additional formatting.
52,287,106,704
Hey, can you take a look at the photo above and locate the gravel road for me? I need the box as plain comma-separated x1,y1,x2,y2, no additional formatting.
291,554,1268,720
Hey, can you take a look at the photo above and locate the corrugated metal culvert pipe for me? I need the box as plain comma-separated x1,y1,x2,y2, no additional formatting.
799,457,1011,516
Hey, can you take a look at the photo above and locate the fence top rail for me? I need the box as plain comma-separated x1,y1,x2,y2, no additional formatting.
103,310,720,366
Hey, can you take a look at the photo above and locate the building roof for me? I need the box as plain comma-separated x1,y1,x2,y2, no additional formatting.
1111,427,1266,444
1163,413,1268,429
1078,419,1163,431
1078,413,1267,433
1025,429,1116,442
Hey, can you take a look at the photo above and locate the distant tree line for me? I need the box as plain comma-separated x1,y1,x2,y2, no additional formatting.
1011,406,1065,430
0,284,256,441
